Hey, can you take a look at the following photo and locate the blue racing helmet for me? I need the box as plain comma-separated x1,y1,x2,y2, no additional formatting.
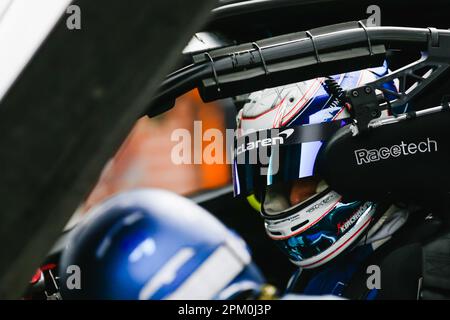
58,189,265,299
233,62,404,269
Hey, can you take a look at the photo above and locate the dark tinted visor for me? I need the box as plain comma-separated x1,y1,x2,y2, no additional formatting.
232,119,351,196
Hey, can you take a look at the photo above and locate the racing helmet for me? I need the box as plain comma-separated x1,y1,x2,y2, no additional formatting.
233,63,402,269
58,189,265,299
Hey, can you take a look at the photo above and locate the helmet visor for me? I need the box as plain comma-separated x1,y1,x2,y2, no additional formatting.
232,119,351,197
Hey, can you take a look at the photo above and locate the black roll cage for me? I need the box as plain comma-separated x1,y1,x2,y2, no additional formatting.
148,21,450,135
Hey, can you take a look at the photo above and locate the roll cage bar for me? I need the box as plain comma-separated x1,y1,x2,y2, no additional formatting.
148,21,450,133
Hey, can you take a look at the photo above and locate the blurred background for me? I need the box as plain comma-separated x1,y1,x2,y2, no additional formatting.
81,90,234,213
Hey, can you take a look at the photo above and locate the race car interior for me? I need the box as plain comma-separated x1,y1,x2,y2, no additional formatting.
2,0,450,301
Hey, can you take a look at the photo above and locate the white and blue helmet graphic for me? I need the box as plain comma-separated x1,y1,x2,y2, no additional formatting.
233,63,402,269
59,189,265,299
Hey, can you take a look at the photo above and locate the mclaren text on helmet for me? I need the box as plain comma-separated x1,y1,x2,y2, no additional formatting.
170,121,291,175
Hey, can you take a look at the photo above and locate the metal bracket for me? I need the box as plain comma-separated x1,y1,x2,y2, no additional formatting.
346,27,450,133
346,85,381,133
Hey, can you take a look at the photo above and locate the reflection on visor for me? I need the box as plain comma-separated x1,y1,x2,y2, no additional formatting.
232,119,351,196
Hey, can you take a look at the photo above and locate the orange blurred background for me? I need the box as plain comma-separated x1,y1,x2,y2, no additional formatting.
81,90,232,213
